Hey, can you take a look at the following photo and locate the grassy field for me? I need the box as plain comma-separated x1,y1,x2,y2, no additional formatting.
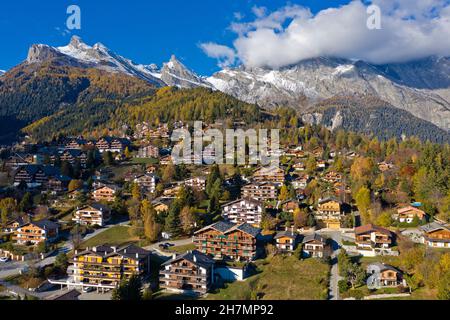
81,226,139,247
131,158,159,165
205,255,330,300
167,243,196,254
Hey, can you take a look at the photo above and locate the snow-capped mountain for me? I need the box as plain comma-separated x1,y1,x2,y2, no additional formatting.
0,70,5,76
160,55,212,89
22,36,450,132
207,57,450,131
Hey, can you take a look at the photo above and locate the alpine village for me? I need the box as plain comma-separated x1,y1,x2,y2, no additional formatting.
0,40,449,302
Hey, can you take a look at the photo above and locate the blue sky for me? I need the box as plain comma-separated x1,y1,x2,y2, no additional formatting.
0,0,350,74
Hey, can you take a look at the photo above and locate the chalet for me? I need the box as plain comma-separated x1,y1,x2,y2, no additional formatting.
252,166,285,186
221,198,263,226
163,185,182,198
280,199,300,213
2,216,30,233
159,250,215,295
274,230,298,253
241,182,278,202
153,199,171,214
366,263,405,289
378,162,394,172
136,145,159,158
286,147,305,158
72,244,151,289
13,165,60,189
355,224,394,256
96,137,131,153
302,233,329,258
322,171,342,184
59,149,88,168
184,177,206,191
316,197,344,229
316,160,327,169
47,175,71,193
291,174,309,189
419,223,450,249
311,146,324,158
93,185,119,202
4,154,30,170
395,206,427,223
194,221,261,261
134,173,157,193
64,137,87,150
292,162,306,171
73,203,111,227
13,219,59,245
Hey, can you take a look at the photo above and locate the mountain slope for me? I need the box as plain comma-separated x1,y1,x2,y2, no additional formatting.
0,61,153,143
302,96,450,144
208,57,450,132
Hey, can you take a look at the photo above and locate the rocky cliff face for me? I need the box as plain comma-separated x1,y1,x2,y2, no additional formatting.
207,57,450,131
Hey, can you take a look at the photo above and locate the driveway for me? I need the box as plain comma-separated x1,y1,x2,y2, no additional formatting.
316,230,342,300
144,238,194,257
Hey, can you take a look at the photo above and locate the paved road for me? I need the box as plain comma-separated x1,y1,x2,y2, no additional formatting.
316,230,342,301
0,279,59,300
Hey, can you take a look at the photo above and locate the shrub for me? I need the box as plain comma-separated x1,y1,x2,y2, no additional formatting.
338,280,350,294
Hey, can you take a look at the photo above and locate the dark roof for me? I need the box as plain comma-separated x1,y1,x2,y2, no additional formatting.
302,233,326,244
31,219,59,230
274,231,298,240
367,262,402,274
195,221,261,238
420,222,449,234
16,164,60,177
162,250,215,269
318,197,340,204
79,203,110,212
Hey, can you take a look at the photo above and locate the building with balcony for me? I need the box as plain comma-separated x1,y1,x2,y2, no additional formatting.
241,182,278,202
194,221,261,262
71,244,151,289
316,197,344,230
419,222,450,249
159,250,215,295
252,166,285,186
302,233,329,258
221,198,263,226
93,184,119,202
355,224,394,256
73,203,111,227
274,230,298,253
13,219,59,245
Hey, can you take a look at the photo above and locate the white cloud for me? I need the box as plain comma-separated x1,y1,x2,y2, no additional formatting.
203,0,450,68
199,42,237,67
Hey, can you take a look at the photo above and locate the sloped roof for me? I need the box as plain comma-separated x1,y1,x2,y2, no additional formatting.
302,233,325,244
274,230,297,240
31,219,59,230
162,250,215,269
420,222,449,234
355,224,392,236
195,221,261,238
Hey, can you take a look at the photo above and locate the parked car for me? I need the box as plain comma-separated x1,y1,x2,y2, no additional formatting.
82,286,94,293
0,256,10,263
